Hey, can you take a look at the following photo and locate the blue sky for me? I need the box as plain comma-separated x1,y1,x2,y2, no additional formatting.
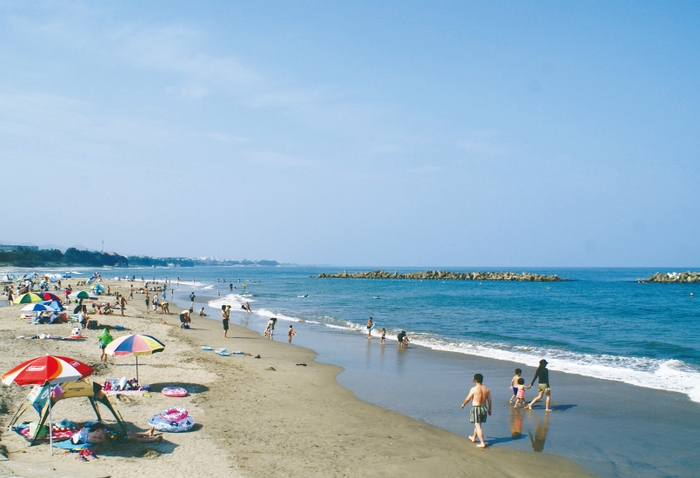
1,1,698,267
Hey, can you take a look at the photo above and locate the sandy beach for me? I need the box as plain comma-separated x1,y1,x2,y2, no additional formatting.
0,277,595,477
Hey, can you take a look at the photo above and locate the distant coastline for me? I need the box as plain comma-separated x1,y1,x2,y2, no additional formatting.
315,269,567,281
0,246,278,268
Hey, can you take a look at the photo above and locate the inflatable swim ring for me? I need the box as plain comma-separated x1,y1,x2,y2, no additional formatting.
159,407,188,422
162,387,188,397
148,409,195,433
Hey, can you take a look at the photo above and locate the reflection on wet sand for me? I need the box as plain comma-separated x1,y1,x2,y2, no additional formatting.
510,407,524,439
529,412,550,452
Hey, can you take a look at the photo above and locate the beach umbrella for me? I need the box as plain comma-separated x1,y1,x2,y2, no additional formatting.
13,293,44,304
104,334,165,383
40,292,61,302
2,355,93,455
2,355,93,386
43,300,64,311
21,303,53,313
70,290,98,300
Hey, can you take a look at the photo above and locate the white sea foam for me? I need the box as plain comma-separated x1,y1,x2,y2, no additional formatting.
321,319,700,403
208,294,254,309
255,308,302,323
412,337,700,403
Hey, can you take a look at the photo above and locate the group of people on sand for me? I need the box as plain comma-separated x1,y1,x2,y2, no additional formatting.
509,360,552,411
461,359,552,449
366,317,409,348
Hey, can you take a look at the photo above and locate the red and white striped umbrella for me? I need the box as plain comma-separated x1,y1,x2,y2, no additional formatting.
1,355,93,386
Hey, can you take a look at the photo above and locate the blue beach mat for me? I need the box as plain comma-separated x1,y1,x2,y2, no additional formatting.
54,440,93,450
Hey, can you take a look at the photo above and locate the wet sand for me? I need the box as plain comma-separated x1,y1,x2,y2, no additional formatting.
0,278,593,477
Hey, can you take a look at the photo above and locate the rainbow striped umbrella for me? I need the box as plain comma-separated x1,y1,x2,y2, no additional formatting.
104,334,165,383
14,293,45,304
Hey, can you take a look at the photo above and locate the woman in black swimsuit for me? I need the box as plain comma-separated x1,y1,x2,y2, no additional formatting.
526,359,552,411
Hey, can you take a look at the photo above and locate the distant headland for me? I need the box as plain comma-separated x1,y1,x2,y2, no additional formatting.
314,270,567,282
0,245,278,268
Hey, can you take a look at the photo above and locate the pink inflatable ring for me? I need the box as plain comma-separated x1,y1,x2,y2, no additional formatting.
159,407,188,422
161,387,188,397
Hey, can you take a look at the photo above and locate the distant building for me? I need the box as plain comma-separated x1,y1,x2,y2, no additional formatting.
0,244,39,252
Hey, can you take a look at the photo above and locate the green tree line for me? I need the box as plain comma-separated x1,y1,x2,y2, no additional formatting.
0,248,128,267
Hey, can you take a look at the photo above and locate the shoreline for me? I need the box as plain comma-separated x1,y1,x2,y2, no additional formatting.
191,290,700,477
0,278,593,477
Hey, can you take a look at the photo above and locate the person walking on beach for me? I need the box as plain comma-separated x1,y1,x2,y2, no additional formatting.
380,328,386,344
513,378,527,409
526,359,552,411
509,368,522,404
288,325,296,343
367,317,374,338
221,305,230,338
461,373,492,448
189,292,196,309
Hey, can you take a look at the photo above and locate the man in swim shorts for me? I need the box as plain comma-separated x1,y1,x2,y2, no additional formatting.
460,373,492,448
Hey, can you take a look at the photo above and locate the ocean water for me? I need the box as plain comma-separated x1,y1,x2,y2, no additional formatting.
157,266,700,403
7,265,699,476
4,266,699,402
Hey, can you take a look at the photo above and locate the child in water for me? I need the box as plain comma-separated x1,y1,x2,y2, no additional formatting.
288,325,297,343
380,328,386,344
509,368,522,404
513,378,527,409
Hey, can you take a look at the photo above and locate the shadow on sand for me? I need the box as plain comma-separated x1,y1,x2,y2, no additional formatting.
148,382,210,394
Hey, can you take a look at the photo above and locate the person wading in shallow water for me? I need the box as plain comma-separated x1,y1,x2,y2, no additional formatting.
461,373,492,448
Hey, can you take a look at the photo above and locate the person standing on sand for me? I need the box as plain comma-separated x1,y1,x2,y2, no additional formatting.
461,373,492,448
288,325,296,343
189,292,196,309
526,359,552,411
119,296,127,316
367,317,374,338
221,305,230,338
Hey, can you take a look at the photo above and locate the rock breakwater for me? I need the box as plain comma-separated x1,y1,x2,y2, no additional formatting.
639,271,700,283
314,270,566,282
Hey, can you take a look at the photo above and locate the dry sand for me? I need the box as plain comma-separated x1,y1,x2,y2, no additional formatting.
0,279,593,477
